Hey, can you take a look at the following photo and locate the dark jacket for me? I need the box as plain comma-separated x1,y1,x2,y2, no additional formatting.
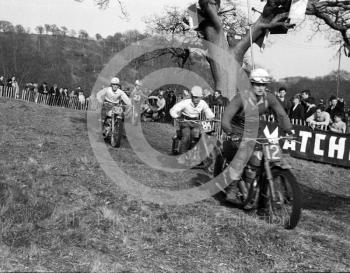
38,84,49,94
212,95,229,107
289,104,305,121
277,97,292,114
305,105,316,119
326,102,344,120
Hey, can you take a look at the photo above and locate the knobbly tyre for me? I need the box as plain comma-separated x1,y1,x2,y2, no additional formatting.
172,119,221,174
213,135,302,229
103,101,125,148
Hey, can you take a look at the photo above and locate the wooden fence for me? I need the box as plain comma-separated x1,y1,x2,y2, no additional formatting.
0,86,103,112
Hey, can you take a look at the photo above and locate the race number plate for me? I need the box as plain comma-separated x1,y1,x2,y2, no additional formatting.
133,94,141,102
264,144,282,161
201,121,212,132
112,106,123,114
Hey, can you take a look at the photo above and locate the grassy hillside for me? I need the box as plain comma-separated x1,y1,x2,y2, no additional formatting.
0,98,350,272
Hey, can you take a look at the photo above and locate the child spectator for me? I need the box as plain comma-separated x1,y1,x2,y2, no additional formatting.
329,113,346,133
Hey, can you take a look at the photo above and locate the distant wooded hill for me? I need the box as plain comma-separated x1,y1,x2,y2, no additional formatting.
0,20,348,100
271,71,350,104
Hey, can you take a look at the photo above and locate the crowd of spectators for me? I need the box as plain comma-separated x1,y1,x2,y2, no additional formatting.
22,82,89,109
275,87,349,133
2,74,349,134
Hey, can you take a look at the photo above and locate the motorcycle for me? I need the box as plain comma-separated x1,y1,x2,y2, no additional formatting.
213,135,302,229
103,102,125,148
172,119,220,173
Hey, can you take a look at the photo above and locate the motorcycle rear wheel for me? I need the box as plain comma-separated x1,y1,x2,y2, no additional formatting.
264,168,302,230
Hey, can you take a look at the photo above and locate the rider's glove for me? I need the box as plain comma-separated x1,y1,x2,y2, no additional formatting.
227,133,241,142
285,131,296,141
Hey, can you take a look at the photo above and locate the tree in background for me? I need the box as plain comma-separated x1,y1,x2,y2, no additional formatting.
0,21,15,32
35,26,44,35
82,0,349,98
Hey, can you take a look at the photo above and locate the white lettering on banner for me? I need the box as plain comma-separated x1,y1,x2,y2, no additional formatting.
283,129,296,151
314,134,326,156
328,136,346,159
263,126,279,144
299,131,312,153
283,138,296,151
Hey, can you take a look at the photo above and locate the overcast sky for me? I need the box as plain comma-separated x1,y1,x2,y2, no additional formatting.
1,0,349,79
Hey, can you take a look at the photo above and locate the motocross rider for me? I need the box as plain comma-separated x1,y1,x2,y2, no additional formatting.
170,85,215,153
221,68,294,205
96,77,132,136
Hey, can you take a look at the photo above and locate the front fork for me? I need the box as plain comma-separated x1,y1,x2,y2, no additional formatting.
264,159,277,201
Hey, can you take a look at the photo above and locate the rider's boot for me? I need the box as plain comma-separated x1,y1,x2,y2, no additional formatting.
225,180,242,206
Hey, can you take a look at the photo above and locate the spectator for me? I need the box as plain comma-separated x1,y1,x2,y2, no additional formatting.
0,76,4,87
212,90,229,107
289,94,305,122
78,91,86,110
329,113,346,133
38,82,49,94
306,106,331,129
38,82,49,104
304,97,317,119
165,90,177,122
318,98,326,111
6,77,12,88
300,89,315,114
326,95,344,120
49,83,59,105
277,87,291,114
11,76,19,99
182,89,191,100
202,88,213,106
148,91,167,121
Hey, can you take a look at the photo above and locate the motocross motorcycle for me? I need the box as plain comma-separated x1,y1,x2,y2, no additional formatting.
172,119,220,173
103,102,125,148
213,135,302,229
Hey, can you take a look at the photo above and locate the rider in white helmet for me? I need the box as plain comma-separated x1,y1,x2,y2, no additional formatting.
170,85,215,153
220,68,294,205
96,77,132,128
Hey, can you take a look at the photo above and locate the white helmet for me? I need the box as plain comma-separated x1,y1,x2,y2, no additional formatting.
190,86,203,97
249,68,271,84
110,77,120,85
135,80,142,86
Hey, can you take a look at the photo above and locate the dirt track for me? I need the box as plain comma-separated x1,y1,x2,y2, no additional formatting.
0,98,349,272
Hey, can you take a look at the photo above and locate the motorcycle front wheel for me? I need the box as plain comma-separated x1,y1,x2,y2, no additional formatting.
264,168,302,230
111,118,123,148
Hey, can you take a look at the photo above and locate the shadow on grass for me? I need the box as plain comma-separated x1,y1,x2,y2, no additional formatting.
190,173,350,215
300,184,350,211
69,116,87,124
189,172,242,209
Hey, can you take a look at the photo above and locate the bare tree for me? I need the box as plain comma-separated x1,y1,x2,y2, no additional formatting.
79,29,89,39
75,0,128,17
35,25,44,35
44,24,51,35
61,26,68,36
